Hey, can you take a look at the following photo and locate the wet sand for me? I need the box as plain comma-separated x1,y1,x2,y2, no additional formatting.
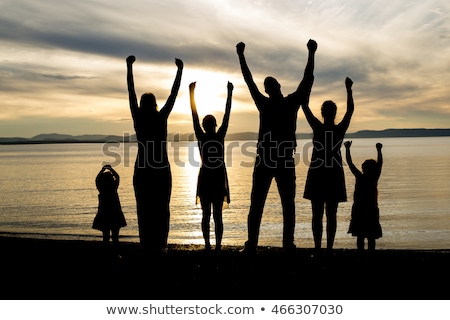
1,236,449,300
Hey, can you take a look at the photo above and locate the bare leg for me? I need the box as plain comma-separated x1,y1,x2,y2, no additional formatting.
312,201,324,251
200,198,212,249
111,228,120,245
212,201,223,250
357,236,365,251
102,230,110,244
325,201,338,251
368,238,376,252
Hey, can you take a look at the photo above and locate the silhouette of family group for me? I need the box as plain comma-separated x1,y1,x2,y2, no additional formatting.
92,39,384,254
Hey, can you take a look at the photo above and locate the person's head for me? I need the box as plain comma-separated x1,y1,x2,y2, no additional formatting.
321,100,337,123
362,159,378,176
202,115,217,134
140,93,158,112
264,76,282,97
97,170,115,192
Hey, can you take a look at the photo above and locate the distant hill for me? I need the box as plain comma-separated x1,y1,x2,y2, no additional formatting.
0,133,127,144
30,133,125,142
1,128,449,144
0,137,29,143
346,128,450,138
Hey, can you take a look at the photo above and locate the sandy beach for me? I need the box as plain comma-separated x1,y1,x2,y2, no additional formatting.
1,236,449,300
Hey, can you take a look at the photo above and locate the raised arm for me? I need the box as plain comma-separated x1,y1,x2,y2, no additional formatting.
338,77,354,130
218,81,233,136
95,167,104,189
189,82,203,138
160,58,184,117
236,42,265,108
344,141,362,176
107,165,120,186
301,97,320,129
126,56,139,122
376,143,383,176
292,39,317,103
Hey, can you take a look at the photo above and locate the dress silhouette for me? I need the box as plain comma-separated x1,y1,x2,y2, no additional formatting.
236,39,317,252
345,141,383,251
302,77,354,252
126,55,183,250
92,165,126,244
189,81,233,251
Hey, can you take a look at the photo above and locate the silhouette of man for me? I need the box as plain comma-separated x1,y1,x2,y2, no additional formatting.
236,39,317,252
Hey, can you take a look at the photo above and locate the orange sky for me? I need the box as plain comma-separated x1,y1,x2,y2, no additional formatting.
1,0,449,137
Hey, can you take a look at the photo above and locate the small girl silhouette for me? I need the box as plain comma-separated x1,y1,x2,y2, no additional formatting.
189,81,233,251
344,141,383,252
302,77,354,252
92,165,127,245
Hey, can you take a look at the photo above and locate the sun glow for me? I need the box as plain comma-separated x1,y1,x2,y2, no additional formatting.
178,68,234,117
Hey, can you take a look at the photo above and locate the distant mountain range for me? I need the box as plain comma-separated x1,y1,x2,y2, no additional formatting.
1,128,450,144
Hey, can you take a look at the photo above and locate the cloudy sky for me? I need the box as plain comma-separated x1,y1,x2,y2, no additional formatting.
1,0,449,138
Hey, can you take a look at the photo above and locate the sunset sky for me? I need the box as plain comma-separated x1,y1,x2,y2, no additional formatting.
1,0,449,138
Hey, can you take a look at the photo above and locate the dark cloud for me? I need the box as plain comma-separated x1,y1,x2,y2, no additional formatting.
38,74,95,80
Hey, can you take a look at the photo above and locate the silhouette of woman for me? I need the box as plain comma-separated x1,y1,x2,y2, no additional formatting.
126,55,183,250
92,165,126,245
345,141,383,252
302,77,354,252
189,81,233,251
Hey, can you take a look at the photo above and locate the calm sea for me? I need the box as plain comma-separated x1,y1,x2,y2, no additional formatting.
0,137,449,250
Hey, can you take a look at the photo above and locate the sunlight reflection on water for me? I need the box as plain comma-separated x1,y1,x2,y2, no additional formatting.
0,137,449,249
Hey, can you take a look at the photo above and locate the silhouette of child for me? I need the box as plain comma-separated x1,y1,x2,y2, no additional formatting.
189,81,233,251
92,165,127,245
302,77,354,253
344,141,383,251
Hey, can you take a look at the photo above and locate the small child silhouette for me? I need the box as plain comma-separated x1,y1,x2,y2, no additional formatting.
344,141,383,252
92,165,127,245
189,81,233,251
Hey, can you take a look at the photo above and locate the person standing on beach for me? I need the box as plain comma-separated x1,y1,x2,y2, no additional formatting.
302,77,354,253
189,81,233,251
126,55,183,250
236,39,317,252
345,141,383,252
92,165,127,245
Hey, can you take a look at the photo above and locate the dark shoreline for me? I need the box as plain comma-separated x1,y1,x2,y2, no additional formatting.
1,236,449,300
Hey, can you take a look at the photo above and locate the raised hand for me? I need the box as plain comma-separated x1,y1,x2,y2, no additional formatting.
236,42,245,55
126,55,136,65
376,143,383,150
189,81,196,91
345,77,353,90
307,39,317,52
175,58,183,69
227,81,234,91
344,140,352,149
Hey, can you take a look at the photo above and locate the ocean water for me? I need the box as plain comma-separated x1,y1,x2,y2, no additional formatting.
0,137,449,250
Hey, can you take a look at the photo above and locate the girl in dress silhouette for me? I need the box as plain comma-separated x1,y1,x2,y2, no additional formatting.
126,55,183,250
345,141,383,252
302,77,354,252
189,81,233,251
92,165,126,245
